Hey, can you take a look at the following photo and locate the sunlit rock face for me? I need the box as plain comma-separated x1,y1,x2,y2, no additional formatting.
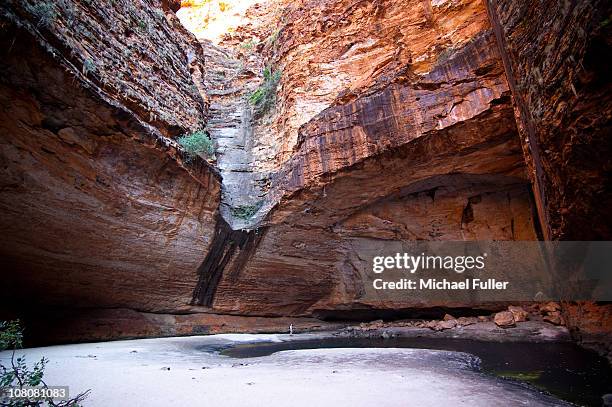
201,0,539,316
0,0,219,313
269,0,494,164
177,0,265,44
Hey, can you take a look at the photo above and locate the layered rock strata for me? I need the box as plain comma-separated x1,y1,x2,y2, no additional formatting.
196,0,538,316
0,0,219,313
486,0,612,240
486,0,612,361
0,0,609,348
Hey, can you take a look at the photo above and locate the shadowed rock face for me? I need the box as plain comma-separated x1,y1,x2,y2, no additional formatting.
0,1,219,313
486,0,612,240
484,0,612,358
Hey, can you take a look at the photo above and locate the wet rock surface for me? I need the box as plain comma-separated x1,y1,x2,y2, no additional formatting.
200,40,271,229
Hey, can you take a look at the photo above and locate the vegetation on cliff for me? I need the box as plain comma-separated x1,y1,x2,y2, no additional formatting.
177,130,215,159
248,66,281,117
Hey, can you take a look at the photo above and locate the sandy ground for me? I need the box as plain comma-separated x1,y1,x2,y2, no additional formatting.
0,334,569,407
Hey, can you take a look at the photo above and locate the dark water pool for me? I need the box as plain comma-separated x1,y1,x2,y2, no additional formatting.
220,337,612,406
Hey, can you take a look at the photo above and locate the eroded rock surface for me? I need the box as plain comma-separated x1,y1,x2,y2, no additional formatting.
199,0,538,316
486,0,612,240
0,0,609,347
0,0,219,313
200,40,271,229
563,302,612,363
486,0,612,360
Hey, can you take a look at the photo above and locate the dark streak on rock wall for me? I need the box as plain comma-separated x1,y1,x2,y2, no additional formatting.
191,217,264,307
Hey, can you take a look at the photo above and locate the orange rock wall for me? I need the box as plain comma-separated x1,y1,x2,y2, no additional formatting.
0,0,609,346
203,0,538,316
0,0,219,313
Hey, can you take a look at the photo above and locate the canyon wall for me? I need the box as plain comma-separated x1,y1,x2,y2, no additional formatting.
199,0,538,316
486,0,612,240
0,0,219,314
0,0,609,348
486,0,612,360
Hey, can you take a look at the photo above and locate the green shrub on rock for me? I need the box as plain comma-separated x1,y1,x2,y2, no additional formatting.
248,67,281,117
177,130,215,160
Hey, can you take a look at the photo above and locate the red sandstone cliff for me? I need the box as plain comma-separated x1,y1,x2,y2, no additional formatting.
0,0,609,356
0,0,219,313
487,0,612,241
196,0,538,316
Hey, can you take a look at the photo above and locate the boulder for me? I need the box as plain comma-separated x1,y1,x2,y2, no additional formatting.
540,302,561,314
543,311,564,326
494,311,516,328
508,306,529,322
